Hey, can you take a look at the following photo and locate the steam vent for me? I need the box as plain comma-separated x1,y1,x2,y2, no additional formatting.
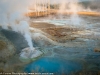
20,47,42,60
0,0,100,75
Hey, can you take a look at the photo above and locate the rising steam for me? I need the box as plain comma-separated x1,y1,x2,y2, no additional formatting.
58,0,83,26
0,0,34,51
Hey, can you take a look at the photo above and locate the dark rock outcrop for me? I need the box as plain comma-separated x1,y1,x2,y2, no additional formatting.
1,29,28,53
0,32,15,63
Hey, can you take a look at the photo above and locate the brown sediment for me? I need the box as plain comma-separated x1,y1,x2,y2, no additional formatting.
77,11,100,16
0,40,7,50
30,22,81,43
94,48,100,52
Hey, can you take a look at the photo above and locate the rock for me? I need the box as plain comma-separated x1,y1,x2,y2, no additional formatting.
0,40,7,50
0,68,4,73
98,71,100,75
87,64,99,72
94,48,100,52
1,29,28,53
0,32,16,62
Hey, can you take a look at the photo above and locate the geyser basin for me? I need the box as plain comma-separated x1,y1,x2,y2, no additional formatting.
29,14,100,74
24,57,82,74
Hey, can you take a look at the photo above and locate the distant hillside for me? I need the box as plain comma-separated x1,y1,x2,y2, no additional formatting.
50,1,100,11
79,1,100,11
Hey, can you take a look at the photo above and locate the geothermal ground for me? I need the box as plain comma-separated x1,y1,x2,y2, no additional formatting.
24,15,100,75
0,15,100,75
0,0,100,75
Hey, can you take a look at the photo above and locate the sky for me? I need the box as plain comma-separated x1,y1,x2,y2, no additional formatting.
34,0,99,4
50,0,98,4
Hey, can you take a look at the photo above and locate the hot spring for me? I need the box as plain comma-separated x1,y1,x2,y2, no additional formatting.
25,57,82,74
24,14,100,74
0,0,100,74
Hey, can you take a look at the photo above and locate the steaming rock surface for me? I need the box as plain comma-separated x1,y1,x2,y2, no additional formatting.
20,47,42,61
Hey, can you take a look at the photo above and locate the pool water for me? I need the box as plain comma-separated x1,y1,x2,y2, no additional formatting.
24,57,82,74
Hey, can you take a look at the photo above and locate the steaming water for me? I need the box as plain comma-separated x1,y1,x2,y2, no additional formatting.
33,18,82,26
33,15,100,30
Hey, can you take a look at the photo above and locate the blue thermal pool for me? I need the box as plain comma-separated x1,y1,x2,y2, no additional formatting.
24,57,82,74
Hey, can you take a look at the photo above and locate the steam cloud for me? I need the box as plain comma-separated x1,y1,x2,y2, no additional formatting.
0,0,34,50
58,0,82,26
